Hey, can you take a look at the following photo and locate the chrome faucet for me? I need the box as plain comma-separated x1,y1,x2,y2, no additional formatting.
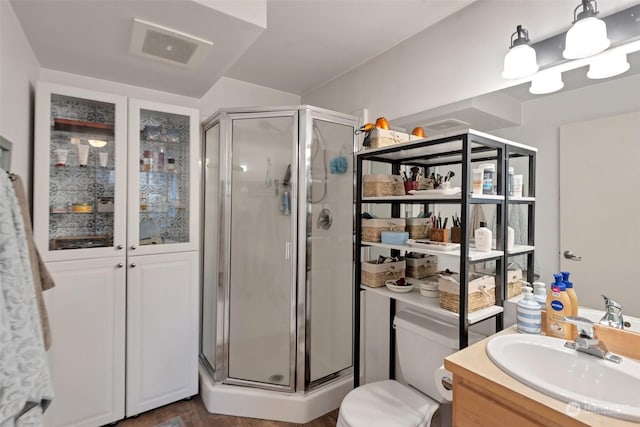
563,316,622,364
599,295,624,330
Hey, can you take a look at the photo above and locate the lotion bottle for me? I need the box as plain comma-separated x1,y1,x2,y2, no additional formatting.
474,221,492,252
562,271,579,338
507,226,515,251
545,274,573,339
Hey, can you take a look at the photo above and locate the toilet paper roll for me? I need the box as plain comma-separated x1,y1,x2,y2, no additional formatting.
434,365,453,402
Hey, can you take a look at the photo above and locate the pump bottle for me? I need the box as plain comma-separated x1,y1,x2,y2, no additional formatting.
545,274,573,339
562,271,579,338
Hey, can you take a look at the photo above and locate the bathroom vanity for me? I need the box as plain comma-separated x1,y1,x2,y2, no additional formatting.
445,326,640,426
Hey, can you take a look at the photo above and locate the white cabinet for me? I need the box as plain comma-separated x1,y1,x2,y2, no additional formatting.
126,251,199,415
34,82,200,426
43,258,126,427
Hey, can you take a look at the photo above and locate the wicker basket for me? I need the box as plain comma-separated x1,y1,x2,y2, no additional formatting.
507,269,523,299
363,174,405,197
362,218,406,242
438,272,496,313
405,218,431,240
361,259,405,288
406,255,437,279
369,128,410,148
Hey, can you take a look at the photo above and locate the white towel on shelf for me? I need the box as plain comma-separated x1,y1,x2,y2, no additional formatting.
0,170,54,426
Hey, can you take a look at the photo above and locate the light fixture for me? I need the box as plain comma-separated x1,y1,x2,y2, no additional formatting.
502,25,539,79
587,50,630,79
529,69,564,95
563,0,610,59
88,139,107,148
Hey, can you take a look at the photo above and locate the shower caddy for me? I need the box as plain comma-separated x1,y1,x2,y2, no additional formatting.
353,129,537,386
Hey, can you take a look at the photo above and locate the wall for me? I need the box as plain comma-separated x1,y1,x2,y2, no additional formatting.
301,0,637,119
0,0,40,193
199,76,299,120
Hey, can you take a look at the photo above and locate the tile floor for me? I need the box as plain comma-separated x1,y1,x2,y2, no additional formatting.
117,395,339,427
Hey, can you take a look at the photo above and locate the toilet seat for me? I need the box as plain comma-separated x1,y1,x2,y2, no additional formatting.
337,380,439,427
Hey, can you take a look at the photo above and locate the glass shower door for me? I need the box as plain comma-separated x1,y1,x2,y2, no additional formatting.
226,113,297,390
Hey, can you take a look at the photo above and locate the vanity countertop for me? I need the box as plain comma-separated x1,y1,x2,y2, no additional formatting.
445,325,638,427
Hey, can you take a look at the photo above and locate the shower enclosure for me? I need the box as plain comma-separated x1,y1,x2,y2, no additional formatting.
200,106,356,422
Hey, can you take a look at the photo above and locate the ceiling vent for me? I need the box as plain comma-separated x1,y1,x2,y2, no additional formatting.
421,118,470,133
129,18,213,68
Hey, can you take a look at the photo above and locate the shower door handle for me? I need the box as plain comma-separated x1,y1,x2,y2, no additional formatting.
285,241,291,260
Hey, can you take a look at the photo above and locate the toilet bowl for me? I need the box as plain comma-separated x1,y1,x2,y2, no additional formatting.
337,309,484,427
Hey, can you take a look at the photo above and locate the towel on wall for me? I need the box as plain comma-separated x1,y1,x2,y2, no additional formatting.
0,171,54,426
11,174,55,350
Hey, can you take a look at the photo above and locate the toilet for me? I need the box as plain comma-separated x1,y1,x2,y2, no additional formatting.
337,308,484,427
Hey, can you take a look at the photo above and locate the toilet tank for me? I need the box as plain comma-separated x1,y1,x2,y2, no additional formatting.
393,308,484,401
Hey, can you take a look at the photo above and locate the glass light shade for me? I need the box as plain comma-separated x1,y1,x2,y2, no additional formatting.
88,139,107,148
530,70,564,95
563,17,610,59
502,44,539,79
587,51,630,79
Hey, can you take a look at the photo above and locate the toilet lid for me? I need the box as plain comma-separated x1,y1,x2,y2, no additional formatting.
339,380,438,427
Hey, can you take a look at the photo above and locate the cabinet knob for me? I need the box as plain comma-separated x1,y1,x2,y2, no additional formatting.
116,245,124,250
117,263,124,268
130,245,137,250
130,263,136,268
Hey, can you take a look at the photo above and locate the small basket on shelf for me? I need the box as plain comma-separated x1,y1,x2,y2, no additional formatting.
363,174,405,197
405,218,431,240
361,258,406,288
405,254,437,279
438,271,496,313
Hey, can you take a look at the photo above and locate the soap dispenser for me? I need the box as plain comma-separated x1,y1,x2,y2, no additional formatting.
533,282,547,306
517,286,541,334
474,222,492,252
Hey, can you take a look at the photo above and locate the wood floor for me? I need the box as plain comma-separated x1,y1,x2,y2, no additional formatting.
117,395,339,427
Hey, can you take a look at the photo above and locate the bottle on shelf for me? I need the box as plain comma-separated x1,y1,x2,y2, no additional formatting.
166,158,177,173
507,167,514,196
157,145,165,171
474,221,492,252
507,225,515,250
140,193,148,211
562,271,579,338
533,282,547,306
481,164,495,195
142,150,153,172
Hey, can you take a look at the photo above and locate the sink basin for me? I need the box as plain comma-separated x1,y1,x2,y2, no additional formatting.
487,334,640,422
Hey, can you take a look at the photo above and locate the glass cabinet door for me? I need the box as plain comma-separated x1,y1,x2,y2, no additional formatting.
128,99,199,255
33,83,128,262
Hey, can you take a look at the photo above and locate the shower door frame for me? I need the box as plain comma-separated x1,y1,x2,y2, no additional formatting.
220,110,300,392
297,109,357,392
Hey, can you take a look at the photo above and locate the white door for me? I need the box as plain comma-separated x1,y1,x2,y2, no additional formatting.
560,112,640,316
126,251,199,416
43,257,126,427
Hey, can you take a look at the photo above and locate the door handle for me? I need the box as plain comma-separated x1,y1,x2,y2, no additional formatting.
130,263,137,268
285,241,291,260
130,245,137,250
564,250,582,261
117,263,124,268
116,244,124,250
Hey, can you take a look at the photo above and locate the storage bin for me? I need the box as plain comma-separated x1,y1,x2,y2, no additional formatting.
369,128,410,149
380,231,409,245
507,268,523,299
361,259,405,288
438,272,496,313
362,218,406,242
405,255,437,279
405,218,430,240
363,174,405,197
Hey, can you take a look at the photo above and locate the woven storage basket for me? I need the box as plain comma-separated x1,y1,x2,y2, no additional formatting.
361,259,405,288
369,128,410,148
405,218,431,240
362,218,406,242
363,174,405,197
438,272,496,313
507,269,523,299
406,255,437,279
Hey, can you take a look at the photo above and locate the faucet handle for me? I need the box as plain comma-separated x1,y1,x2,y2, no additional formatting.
563,316,596,339
602,294,623,311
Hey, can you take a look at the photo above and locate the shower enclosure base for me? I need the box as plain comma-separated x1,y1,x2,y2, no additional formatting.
199,365,352,423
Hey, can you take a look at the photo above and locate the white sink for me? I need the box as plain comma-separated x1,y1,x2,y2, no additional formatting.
486,334,640,422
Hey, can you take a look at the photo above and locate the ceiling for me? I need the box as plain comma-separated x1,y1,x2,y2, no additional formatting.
10,0,474,98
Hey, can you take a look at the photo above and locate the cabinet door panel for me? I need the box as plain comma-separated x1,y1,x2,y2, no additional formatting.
127,99,200,256
44,257,126,427
126,251,198,416
34,82,128,263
